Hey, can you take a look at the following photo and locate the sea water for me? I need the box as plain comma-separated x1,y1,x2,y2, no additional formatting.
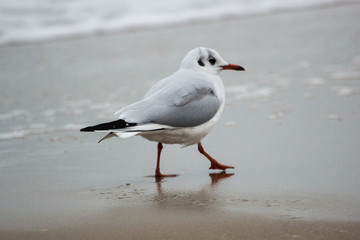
0,0,340,46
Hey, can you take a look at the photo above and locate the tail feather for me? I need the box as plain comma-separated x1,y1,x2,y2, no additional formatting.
98,132,116,143
80,119,136,132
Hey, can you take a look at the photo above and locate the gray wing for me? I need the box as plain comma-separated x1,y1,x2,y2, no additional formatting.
150,81,220,127
116,76,221,127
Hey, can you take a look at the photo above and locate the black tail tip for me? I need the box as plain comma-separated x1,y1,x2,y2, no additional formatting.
80,126,94,132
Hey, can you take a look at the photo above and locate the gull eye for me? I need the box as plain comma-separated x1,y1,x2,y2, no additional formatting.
208,57,216,65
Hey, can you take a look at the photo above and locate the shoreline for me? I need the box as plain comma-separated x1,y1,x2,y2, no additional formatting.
0,1,357,49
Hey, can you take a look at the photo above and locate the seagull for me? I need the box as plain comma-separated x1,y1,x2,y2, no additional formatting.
81,47,245,178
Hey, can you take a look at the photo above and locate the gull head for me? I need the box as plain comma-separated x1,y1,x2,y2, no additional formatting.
180,47,245,75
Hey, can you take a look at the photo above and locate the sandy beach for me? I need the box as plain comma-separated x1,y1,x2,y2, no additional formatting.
1,3,360,239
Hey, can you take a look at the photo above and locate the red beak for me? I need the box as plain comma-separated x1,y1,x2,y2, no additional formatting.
221,64,245,71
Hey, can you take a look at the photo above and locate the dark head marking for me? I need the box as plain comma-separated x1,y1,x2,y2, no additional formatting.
207,49,216,65
198,58,205,67
197,48,205,67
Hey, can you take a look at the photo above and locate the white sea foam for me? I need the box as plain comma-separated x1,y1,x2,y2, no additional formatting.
0,123,85,141
330,71,360,81
273,78,291,90
330,86,357,97
0,0,340,46
226,84,277,101
224,120,236,128
268,110,286,121
0,129,52,141
0,109,28,121
327,113,342,122
0,98,122,141
302,77,326,86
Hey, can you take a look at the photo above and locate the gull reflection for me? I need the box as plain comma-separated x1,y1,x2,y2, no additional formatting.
153,172,234,209
209,172,234,186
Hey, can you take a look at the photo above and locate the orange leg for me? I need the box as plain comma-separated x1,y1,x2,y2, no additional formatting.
198,142,234,170
155,143,177,178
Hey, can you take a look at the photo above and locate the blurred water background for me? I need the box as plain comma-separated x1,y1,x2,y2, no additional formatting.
0,0,342,46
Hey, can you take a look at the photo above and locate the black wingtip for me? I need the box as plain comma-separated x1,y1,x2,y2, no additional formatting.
80,119,137,132
80,126,95,132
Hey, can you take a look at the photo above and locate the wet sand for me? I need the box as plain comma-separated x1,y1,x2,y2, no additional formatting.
1,3,360,239
2,211,360,240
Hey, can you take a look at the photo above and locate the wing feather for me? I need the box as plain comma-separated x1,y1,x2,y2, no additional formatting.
114,71,221,127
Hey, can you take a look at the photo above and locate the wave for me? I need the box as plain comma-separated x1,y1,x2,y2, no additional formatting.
0,0,342,46
0,123,84,141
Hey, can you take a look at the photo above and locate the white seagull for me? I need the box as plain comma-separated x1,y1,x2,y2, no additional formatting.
81,47,245,178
